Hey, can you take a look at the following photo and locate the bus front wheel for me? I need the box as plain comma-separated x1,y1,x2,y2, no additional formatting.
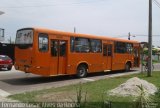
125,63,131,72
77,65,88,78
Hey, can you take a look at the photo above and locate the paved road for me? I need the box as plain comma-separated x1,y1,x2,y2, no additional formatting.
0,64,159,96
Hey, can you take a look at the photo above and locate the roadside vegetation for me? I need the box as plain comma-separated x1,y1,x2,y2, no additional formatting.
142,60,160,66
9,71,160,108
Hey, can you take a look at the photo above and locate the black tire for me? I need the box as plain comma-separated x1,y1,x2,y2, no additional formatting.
77,65,88,78
125,63,130,72
7,66,12,70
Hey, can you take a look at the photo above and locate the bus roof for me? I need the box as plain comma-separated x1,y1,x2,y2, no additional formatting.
18,27,139,44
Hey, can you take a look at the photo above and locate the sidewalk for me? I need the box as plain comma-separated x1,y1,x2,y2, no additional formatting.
0,96,18,102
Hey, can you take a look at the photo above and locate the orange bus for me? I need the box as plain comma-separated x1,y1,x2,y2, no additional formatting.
14,28,140,77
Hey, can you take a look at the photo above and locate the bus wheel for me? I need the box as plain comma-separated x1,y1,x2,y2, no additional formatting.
77,65,88,78
125,63,130,72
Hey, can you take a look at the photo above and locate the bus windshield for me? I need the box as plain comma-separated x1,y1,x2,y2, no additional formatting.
16,29,33,44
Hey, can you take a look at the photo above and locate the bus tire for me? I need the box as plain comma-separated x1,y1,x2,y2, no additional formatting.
77,65,88,78
125,63,131,72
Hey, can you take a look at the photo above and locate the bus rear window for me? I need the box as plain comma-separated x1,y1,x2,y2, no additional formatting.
16,29,33,44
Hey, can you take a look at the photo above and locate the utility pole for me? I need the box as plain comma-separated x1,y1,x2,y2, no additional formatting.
148,0,152,77
0,28,5,42
74,27,76,33
128,32,131,40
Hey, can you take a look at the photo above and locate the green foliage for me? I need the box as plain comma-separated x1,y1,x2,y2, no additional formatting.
75,83,87,108
135,85,152,108
143,48,160,55
9,72,160,108
154,87,160,108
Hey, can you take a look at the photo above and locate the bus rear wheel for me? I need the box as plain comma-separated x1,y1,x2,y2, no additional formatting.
125,63,131,72
77,65,88,78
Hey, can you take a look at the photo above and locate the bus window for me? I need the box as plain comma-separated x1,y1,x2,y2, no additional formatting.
15,29,33,49
51,40,58,56
103,44,112,56
39,34,48,52
103,45,107,56
16,29,33,44
90,39,102,53
75,37,90,53
70,37,74,52
126,43,133,54
60,41,66,56
114,42,126,53
108,45,112,56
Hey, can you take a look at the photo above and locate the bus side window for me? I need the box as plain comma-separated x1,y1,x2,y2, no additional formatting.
60,41,66,56
75,37,90,53
70,37,74,52
39,34,48,52
103,45,107,56
108,45,112,56
126,43,133,54
90,39,102,53
103,44,112,56
114,42,126,53
51,41,58,56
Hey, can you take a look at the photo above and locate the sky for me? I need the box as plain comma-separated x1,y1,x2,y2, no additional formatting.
0,0,160,47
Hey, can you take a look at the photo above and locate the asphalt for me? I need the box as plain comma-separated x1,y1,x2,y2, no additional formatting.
0,64,159,97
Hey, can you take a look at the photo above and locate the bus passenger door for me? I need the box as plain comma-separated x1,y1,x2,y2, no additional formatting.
58,40,67,75
50,40,58,75
103,44,112,70
133,48,140,67
50,40,67,75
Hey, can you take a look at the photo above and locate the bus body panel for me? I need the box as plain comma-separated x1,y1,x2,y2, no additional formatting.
67,53,104,74
15,27,140,76
112,53,130,70
50,39,68,75
15,47,33,71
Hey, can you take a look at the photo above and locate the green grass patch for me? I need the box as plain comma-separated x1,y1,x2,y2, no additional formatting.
142,60,160,65
153,60,160,63
9,71,160,108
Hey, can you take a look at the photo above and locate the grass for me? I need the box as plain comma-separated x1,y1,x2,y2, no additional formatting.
153,60,160,63
142,60,160,65
9,71,160,108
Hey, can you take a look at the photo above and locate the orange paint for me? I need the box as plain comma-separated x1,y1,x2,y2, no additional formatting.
14,28,140,76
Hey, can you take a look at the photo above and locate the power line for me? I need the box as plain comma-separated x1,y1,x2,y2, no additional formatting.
153,0,160,8
134,34,160,36
153,0,160,6
0,4,57,8
0,0,105,8
114,34,160,38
